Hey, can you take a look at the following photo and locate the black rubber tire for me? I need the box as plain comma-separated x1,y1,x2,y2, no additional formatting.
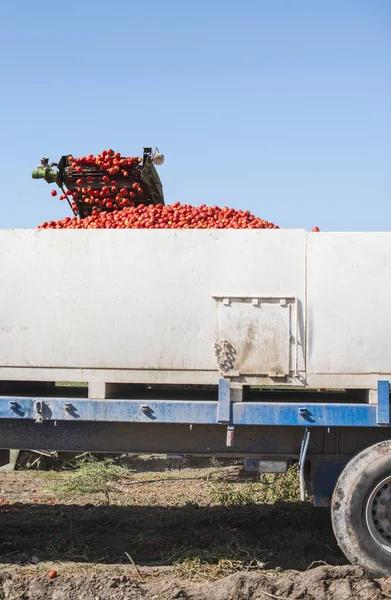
331,439,391,577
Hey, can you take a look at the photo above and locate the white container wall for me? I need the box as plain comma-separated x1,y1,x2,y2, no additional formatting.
0,228,390,390
0,229,306,386
306,232,391,389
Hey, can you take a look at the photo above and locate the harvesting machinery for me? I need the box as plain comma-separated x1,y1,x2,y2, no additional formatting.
32,147,165,218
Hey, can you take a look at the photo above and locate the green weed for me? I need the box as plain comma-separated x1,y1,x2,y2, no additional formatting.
49,456,130,501
209,464,300,506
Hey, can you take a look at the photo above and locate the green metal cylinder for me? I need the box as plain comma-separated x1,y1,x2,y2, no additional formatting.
32,167,57,183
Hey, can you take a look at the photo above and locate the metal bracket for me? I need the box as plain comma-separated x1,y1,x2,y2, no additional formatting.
298,427,311,501
34,401,44,424
218,378,231,422
376,380,390,425
226,426,235,447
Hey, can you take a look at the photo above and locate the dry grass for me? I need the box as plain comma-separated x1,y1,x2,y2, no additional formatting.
207,462,300,506
0,459,342,577
49,456,132,501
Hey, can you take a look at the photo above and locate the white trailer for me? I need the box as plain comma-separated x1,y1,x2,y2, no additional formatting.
1,229,390,392
0,228,390,576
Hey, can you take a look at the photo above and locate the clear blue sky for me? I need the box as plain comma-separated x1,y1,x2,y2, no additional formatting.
0,0,389,231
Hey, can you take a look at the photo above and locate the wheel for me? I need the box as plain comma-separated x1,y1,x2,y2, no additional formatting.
331,439,391,577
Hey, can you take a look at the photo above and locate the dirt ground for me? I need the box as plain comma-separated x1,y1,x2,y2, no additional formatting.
0,460,390,599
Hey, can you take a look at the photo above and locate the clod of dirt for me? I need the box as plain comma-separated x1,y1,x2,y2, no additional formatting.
150,566,385,600
0,565,387,600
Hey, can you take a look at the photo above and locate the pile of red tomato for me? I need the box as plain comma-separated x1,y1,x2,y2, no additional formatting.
38,203,279,230
41,148,321,231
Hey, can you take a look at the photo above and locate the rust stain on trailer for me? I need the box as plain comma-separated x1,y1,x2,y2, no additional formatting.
240,322,256,366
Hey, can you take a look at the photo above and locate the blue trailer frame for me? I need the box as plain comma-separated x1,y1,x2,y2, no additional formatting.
0,379,389,508
1,379,389,427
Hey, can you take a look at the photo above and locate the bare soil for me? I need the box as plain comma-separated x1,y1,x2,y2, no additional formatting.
0,463,389,599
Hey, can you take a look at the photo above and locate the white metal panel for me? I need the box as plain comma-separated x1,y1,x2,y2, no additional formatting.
307,232,391,378
0,229,306,381
216,298,293,376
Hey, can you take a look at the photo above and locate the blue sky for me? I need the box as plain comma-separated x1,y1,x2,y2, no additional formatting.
0,0,389,231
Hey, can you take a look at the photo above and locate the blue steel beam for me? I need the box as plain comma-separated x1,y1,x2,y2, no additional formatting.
233,402,383,427
2,398,217,424
217,379,231,422
0,396,389,427
377,380,390,425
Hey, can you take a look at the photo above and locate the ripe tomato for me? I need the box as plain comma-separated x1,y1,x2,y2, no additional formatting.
38,149,280,232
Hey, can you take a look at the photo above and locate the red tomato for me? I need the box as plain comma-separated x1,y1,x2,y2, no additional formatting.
38,149,281,231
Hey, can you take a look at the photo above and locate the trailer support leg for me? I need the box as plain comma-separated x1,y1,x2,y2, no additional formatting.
299,427,311,501
226,425,235,447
